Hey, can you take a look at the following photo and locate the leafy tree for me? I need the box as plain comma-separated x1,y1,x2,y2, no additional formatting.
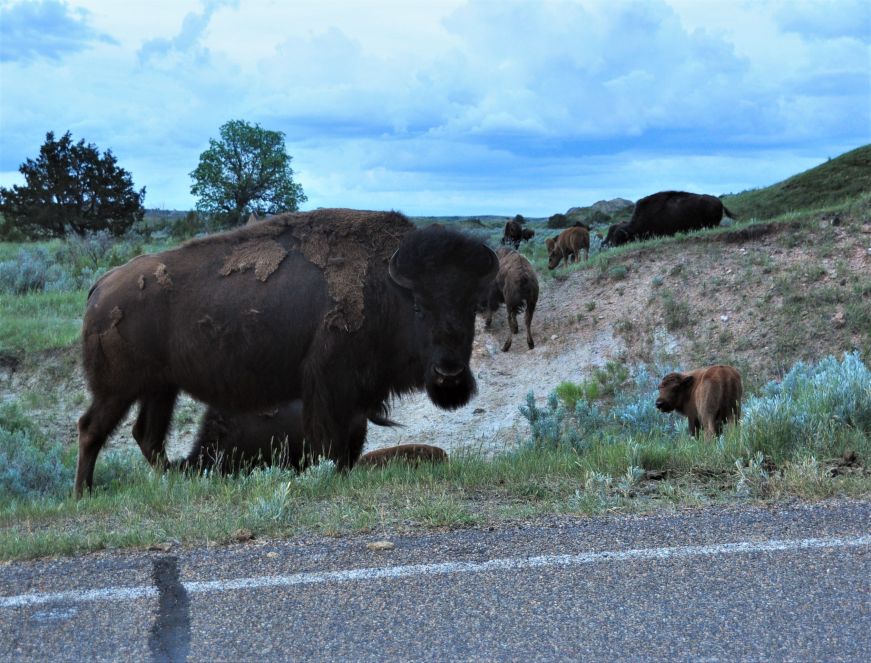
547,212,569,229
190,119,306,226
0,131,145,238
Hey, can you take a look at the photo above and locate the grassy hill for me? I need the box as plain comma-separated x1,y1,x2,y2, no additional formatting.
722,144,871,220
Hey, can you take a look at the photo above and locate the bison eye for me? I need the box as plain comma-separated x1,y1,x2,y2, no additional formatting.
413,302,423,317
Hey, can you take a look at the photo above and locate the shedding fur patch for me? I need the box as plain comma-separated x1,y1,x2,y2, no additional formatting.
138,275,145,290
109,306,123,328
287,209,411,332
154,263,173,289
220,239,288,282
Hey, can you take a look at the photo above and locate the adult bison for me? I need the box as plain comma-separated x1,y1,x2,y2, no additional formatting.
546,226,589,269
479,247,539,351
75,209,498,497
502,220,534,249
176,400,408,474
655,365,743,439
602,191,736,247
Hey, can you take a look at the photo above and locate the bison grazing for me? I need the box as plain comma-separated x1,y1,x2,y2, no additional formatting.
655,365,743,439
502,220,534,249
603,191,736,247
480,247,539,351
177,400,409,474
545,226,589,269
75,209,498,497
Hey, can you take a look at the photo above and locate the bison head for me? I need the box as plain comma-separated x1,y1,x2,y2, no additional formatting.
389,226,498,410
655,372,694,413
603,222,630,247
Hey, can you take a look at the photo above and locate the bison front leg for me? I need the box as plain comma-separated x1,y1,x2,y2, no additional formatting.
302,380,364,472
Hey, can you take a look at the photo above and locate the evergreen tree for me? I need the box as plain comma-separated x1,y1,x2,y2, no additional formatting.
0,131,145,238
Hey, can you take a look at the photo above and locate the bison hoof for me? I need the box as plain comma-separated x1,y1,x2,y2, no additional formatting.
502,341,512,352
527,340,534,349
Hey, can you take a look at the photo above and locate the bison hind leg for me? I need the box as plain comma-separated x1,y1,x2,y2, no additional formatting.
524,298,536,349
75,396,135,498
131,388,179,469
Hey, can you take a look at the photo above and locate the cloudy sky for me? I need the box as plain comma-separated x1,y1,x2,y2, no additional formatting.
1,0,869,216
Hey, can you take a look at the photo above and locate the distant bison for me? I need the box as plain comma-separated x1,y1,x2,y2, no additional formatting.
655,365,743,439
177,401,444,474
480,247,539,351
502,220,535,249
603,191,736,247
546,226,589,269
75,209,497,497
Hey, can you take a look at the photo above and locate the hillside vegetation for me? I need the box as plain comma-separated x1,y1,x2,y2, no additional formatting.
1,144,869,559
722,144,871,220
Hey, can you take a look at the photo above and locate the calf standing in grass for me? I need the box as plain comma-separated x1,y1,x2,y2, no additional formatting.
655,365,743,439
546,226,589,269
480,247,539,351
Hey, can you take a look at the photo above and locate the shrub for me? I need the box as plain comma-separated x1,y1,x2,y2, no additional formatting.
0,403,73,501
0,247,66,294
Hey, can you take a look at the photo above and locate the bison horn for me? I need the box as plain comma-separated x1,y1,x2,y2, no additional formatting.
388,250,415,290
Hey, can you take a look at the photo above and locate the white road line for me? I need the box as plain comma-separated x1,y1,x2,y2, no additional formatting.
3,535,869,609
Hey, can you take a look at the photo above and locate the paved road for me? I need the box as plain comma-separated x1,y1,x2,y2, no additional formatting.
2,500,869,662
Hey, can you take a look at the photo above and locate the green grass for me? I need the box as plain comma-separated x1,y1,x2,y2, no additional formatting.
0,289,86,353
722,144,871,220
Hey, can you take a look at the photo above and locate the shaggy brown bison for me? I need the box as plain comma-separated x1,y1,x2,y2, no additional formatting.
603,191,736,247
502,220,535,249
480,247,539,351
546,226,589,269
75,209,497,497
655,365,743,439
176,400,426,474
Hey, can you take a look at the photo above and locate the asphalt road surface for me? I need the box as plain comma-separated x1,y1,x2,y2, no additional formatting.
2,500,869,662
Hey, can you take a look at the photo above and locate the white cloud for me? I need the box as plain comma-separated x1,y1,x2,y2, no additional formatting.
0,0,868,214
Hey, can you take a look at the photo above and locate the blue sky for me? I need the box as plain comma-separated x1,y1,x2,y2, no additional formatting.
1,0,869,216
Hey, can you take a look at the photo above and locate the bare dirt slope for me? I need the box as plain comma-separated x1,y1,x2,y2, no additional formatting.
5,213,870,461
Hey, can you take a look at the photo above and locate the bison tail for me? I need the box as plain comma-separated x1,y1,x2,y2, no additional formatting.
722,204,738,220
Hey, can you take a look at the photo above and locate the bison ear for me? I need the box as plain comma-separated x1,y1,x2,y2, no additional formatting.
388,249,415,290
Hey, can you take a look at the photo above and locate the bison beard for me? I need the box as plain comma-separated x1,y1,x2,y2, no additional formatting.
75,210,498,497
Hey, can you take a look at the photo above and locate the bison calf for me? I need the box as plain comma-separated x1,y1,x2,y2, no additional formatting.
480,247,539,351
358,444,448,468
546,226,589,269
655,365,743,439
178,400,411,474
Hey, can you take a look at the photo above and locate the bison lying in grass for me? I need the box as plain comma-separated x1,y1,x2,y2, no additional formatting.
546,225,589,269
655,365,743,439
479,247,539,352
603,191,737,247
177,401,445,473
75,209,497,497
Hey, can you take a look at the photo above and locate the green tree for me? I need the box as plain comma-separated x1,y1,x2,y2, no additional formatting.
190,120,306,226
0,131,145,238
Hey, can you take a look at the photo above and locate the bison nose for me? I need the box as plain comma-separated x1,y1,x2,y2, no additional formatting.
434,364,464,378
655,399,665,410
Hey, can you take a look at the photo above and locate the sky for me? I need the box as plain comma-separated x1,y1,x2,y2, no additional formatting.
0,0,869,216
